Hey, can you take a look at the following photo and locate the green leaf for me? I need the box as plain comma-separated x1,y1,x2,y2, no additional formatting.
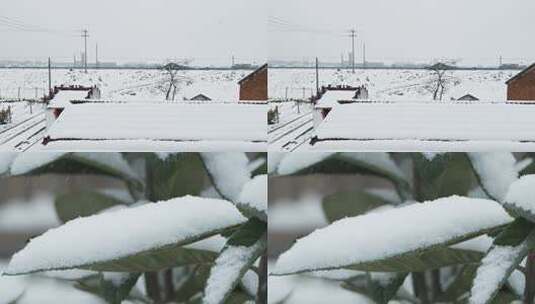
227,218,267,247
75,273,146,304
175,265,212,302
145,153,207,201
344,273,407,304
494,218,535,247
54,191,127,223
345,247,484,273
322,190,389,223
413,153,475,201
84,241,222,273
436,264,478,302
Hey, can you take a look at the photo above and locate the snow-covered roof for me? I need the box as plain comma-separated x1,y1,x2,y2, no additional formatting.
48,90,91,108
315,90,357,109
313,102,535,150
44,103,266,149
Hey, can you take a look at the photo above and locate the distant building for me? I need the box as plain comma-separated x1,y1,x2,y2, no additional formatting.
188,94,212,101
238,64,267,101
45,85,100,128
457,94,479,101
312,85,368,129
506,63,535,101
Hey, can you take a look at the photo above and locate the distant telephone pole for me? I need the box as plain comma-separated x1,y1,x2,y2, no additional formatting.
315,57,320,95
48,57,52,95
96,43,99,69
349,29,356,73
363,42,366,69
81,29,89,73
231,55,235,67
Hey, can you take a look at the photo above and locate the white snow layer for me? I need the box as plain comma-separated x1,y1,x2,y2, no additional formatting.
274,196,512,275
238,174,267,213
46,103,266,142
48,90,91,108
505,175,535,216
469,244,526,304
0,152,16,175
201,152,251,201
468,153,518,202
203,242,263,304
5,196,246,274
316,102,535,142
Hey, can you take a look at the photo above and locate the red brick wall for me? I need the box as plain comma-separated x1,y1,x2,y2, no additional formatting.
508,69,535,100
239,67,267,101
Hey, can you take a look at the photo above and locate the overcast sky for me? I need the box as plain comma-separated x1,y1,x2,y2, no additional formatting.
269,0,535,66
0,0,266,66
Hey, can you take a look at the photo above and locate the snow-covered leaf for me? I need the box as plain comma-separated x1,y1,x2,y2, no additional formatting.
275,153,408,192
201,152,251,201
413,153,475,201
54,191,127,223
203,219,266,304
145,153,206,201
468,153,518,202
493,218,535,247
322,190,390,223
8,152,143,190
237,174,267,222
469,230,535,304
5,196,246,275
273,196,511,275
0,275,25,304
504,175,535,223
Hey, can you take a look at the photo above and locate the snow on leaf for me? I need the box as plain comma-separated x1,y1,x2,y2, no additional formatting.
0,275,25,304
504,175,535,221
468,153,518,202
73,152,139,181
237,174,267,221
273,196,511,275
339,153,406,182
276,152,335,175
9,152,66,175
5,196,246,275
469,234,534,304
201,152,251,201
267,152,284,174
203,239,265,304
0,152,16,176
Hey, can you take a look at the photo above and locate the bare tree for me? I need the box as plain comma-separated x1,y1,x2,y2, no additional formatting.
425,61,457,101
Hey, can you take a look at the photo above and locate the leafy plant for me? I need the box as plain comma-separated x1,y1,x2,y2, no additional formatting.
270,152,535,304
1,152,267,304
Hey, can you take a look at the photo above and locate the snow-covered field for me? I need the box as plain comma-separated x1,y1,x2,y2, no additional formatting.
269,68,518,101
0,68,252,101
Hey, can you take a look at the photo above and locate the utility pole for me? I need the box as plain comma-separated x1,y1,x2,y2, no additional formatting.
315,57,320,95
363,42,366,69
96,43,99,69
231,55,235,67
349,28,356,73
81,29,89,73
48,57,52,95
499,55,503,68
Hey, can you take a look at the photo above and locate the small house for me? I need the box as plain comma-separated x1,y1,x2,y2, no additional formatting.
457,94,479,101
188,93,212,101
238,64,267,102
506,63,535,101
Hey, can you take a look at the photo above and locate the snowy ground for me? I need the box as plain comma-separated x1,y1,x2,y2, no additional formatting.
0,68,252,101
269,68,517,101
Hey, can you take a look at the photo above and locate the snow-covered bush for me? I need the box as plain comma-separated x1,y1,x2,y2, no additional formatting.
270,152,535,304
0,152,267,304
